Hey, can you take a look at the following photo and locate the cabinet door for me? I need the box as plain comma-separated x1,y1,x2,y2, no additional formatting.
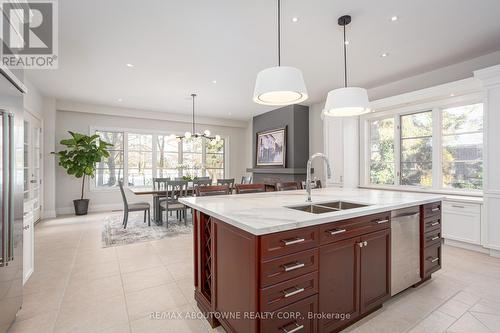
442,204,481,245
359,229,390,314
323,117,344,186
319,237,360,332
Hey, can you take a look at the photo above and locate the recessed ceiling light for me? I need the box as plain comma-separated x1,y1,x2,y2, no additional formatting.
391,16,399,22
212,80,217,84
381,53,388,58
126,63,134,68
291,17,299,23
344,40,350,45
117,98,123,102
450,93,455,97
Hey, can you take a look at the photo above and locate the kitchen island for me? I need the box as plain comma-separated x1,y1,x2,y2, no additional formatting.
180,188,444,333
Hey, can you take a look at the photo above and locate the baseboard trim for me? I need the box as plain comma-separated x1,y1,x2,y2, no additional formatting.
489,249,500,258
444,239,489,254
42,210,56,219
56,203,124,215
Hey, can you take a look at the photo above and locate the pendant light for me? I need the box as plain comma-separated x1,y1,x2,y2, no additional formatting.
253,0,308,106
174,94,221,142
323,15,370,117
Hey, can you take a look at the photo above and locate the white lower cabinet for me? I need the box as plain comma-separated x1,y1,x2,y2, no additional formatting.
23,211,35,284
442,200,481,245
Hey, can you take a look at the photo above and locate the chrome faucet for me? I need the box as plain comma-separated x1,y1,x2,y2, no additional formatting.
306,153,332,202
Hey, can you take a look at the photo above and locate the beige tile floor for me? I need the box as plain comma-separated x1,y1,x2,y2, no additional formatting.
8,211,500,333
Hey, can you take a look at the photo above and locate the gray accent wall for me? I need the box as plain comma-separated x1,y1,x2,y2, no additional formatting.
250,105,309,184
252,104,309,168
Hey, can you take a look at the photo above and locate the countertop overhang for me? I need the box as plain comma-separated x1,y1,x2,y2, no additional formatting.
179,188,444,235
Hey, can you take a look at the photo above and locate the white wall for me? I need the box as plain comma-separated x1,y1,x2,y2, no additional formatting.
54,109,251,214
42,97,57,218
23,80,43,119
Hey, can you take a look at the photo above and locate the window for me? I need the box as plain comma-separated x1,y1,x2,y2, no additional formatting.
442,103,483,190
400,111,433,187
369,118,395,185
127,133,153,187
93,130,226,189
364,102,483,192
205,138,225,181
95,131,124,188
181,137,204,178
157,135,179,179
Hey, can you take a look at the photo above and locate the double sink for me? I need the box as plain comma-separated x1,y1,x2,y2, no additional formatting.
287,201,370,214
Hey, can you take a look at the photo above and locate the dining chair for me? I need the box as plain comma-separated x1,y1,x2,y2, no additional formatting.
241,176,253,184
217,178,235,193
193,178,212,194
118,181,151,229
275,181,301,191
195,184,230,197
301,180,322,190
235,183,266,194
159,180,189,227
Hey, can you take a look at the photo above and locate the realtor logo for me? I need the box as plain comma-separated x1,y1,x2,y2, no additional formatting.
1,0,58,69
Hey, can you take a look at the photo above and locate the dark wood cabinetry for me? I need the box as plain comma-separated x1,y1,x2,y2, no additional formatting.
359,229,391,314
319,220,390,333
193,202,441,333
319,237,360,332
420,202,442,280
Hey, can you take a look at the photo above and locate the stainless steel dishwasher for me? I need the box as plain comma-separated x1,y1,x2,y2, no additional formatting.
391,206,421,296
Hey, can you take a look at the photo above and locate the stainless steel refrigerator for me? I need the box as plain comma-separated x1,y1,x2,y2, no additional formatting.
0,67,25,332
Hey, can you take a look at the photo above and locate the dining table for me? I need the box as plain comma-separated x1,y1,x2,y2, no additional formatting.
128,186,195,225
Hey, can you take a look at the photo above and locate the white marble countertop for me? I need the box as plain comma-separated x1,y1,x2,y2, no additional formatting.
179,188,444,235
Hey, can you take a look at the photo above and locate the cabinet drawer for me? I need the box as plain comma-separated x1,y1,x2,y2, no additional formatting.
423,216,442,233
422,202,442,218
261,248,319,287
260,271,318,312
423,242,441,277
320,212,390,245
261,226,319,260
423,229,442,248
261,295,318,333
443,201,481,215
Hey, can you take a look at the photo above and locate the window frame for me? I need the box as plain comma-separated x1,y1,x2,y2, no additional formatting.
89,126,227,191
360,94,484,195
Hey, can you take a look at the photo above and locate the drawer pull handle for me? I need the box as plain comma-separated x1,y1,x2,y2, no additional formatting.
283,286,305,298
283,237,305,246
431,236,440,241
427,257,439,263
431,222,440,227
451,205,465,209
375,219,389,224
432,207,440,212
328,228,346,235
283,262,305,272
282,323,304,333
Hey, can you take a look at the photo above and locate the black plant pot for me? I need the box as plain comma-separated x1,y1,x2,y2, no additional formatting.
73,199,90,215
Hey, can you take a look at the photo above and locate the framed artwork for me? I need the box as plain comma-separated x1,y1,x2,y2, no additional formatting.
256,127,286,167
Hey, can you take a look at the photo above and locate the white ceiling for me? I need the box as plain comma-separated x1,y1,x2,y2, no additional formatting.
26,0,500,120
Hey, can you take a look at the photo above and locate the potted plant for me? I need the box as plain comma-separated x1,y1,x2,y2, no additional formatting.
52,131,113,215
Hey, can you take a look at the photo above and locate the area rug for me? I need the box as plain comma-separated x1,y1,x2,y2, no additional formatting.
102,212,193,248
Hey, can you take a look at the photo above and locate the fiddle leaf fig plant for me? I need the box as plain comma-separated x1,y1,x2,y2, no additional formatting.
52,131,113,200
